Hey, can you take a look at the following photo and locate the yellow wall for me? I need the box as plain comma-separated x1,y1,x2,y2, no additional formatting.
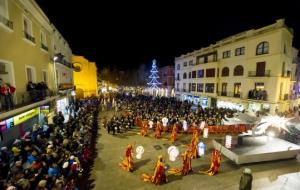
0,0,54,104
73,56,98,98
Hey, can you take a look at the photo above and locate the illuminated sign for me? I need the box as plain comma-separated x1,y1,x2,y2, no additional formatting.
40,105,50,114
13,108,39,126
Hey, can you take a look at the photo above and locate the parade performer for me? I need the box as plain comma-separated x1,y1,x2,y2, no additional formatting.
119,144,134,172
200,149,221,176
142,155,167,185
170,124,177,142
155,121,162,139
189,129,200,158
141,121,148,137
168,150,192,176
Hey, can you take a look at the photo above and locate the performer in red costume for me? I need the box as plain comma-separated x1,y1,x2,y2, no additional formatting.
168,150,192,176
170,124,177,143
142,155,167,185
155,121,162,139
119,144,134,172
200,149,221,176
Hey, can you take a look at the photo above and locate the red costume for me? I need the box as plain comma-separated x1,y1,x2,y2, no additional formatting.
168,150,192,176
142,155,167,185
200,150,221,176
155,122,162,139
189,129,199,158
119,144,134,172
141,122,148,137
170,125,177,142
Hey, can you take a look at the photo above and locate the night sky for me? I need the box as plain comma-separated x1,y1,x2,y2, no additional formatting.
36,1,300,70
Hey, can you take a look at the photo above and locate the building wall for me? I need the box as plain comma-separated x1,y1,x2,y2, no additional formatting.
73,56,98,98
175,19,297,114
0,0,55,104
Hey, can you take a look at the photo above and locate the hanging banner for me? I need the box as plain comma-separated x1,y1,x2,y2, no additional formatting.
13,108,39,126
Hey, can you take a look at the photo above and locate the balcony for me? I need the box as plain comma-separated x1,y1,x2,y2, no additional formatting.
217,91,243,98
24,31,35,43
41,43,49,51
0,89,57,115
0,14,13,30
248,70,270,77
248,89,268,101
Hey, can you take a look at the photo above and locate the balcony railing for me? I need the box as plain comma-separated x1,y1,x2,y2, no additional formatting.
24,31,35,43
217,91,243,98
41,43,49,51
248,70,270,77
0,14,13,30
0,89,57,113
248,90,268,101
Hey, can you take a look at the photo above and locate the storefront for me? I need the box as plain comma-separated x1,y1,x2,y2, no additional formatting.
248,102,270,113
56,97,70,122
217,100,244,111
0,107,40,145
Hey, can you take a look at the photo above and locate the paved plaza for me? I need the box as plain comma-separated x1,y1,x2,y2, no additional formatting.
90,111,300,190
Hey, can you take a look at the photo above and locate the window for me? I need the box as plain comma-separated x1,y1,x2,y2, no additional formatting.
234,65,244,76
191,83,196,91
176,73,180,80
197,70,204,78
206,68,215,77
183,72,187,79
221,83,227,95
188,72,191,79
223,50,231,58
235,47,245,56
222,67,229,77
192,71,196,78
183,62,187,67
23,16,35,43
205,83,214,93
183,83,186,92
256,41,269,55
188,83,191,92
40,30,48,51
0,0,8,18
284,44,286,54
26,66,35,83
176,83,179,90
42,70,47,84
234,83,241,97
189,60,193,66
255,82,264,90
197,83,203,92
177,64,180,70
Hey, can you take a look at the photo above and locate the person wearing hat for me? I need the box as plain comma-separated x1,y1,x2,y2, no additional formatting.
239,168,253,190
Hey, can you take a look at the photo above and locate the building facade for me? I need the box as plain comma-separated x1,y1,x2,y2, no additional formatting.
0,0,73,145
175,19,297,115
158,65,175,97
73,55,98,98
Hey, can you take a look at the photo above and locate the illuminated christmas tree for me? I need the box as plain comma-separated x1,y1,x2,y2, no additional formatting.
147,59,161,92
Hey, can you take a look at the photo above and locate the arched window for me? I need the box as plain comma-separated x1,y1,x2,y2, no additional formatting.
256,41,269,55
234,65,244,76
222,67,229,76
183,72,187,79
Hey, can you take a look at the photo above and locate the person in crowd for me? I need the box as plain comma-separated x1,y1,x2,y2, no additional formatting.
239,168,253,190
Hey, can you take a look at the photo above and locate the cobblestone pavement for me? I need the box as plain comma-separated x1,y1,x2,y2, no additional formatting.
91,110,300,190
